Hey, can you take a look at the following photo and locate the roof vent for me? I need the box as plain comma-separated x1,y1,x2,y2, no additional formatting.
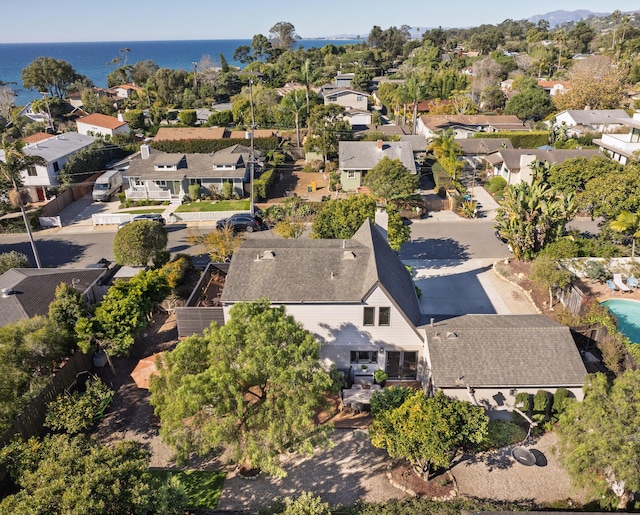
343,251,356,260
433,331,441,339
446,331,457,339
262,250,275,259
330,271,336,279
1,287,11,298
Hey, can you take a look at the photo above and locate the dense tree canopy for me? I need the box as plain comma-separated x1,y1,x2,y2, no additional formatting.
363,157,419,201
21,57,86,98
505,82,554,121
0,250,29,274
0,435,186,513
369,390,488,479
150,299,334,476
577,163,640,219
113,220,169,266
547,155,623,196
556,371,640,509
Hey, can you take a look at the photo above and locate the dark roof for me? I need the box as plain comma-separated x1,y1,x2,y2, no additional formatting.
0,268,106,327
339,141,417,173
222,221,422,326
487,148,600,173
425,315,587,388
126,145,261,181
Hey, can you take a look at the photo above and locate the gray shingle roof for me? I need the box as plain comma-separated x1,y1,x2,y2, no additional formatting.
425,315,587,388
0,268,106,327
222,221,422,326
562,109,630,126
488,148,600,173
339,141,417,173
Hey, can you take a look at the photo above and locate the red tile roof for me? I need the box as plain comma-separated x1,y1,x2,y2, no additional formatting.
22,132,55,144
77,113,128,130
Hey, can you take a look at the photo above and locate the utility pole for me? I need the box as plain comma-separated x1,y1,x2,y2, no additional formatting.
248,79,256,216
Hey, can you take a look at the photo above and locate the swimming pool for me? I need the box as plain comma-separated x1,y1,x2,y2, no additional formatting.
601,299,640,344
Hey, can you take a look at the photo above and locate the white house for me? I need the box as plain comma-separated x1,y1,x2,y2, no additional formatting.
76,113,129,138
322,87,369,111
219,221,426,385
344,109,373,127
594,111,640,165
416,114,526,139
552,109,631,137
485,148,600,185
0,132,95,201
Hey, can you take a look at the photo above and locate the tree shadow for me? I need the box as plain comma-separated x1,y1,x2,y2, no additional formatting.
400,237,470,262
454,444,517,472
0,239,89,267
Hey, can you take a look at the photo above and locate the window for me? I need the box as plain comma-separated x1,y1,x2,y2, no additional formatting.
379,307,390,326
350,351,377,364
347,171,356,179
156,180,167,187
52,161,59,172
386,351,417,380
27,166,37,177
189,178,202,185
363,307,375,326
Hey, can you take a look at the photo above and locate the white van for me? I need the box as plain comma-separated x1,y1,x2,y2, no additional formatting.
92,169,123,201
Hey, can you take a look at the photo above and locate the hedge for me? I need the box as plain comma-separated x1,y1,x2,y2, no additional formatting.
474,131,548,149
254,167,277,201
431,162,453,191
150,137,280,154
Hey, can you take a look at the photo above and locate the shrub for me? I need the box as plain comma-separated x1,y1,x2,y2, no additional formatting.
253,167,277,200
432,162,453,190
474,131,548,148
275,492,330,515
0,251,30,274
369,386,415,417
44,377,113,434
552,388,571,417
515,392,532,414
222,181,233,200
533,390,552,418
188,183,201,201
159,255,192,289
118,191,126,204
179,109,197,126
486,176,507,194
479,420,527,450
585,260,608,282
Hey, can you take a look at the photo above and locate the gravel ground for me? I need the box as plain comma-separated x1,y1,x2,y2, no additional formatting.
451,432,587,505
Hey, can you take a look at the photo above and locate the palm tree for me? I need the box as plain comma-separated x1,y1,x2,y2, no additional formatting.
610,211,640,258
281,89,306,148
0,137,46,268
428,129,462,180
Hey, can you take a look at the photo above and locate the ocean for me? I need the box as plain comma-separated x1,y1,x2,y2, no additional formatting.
0,39,362,106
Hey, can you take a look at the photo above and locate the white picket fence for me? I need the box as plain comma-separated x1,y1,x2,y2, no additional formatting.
39,216,62,228
171,211,247,223
92,213,134,226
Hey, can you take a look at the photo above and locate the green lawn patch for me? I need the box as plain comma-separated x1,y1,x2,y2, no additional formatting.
118,209,166,214
175,200,250,212
151,470,225,509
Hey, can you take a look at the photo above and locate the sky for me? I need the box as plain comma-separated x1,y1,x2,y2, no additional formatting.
3,0,640,43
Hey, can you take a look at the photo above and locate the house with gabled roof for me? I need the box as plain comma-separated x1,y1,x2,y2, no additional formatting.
322,87,369,112
424,315,587,414
0,268,108,328
552,109,631,137
76,113,129,138
338,139,417,191
124,144,262,201
484,148,600,185
178,221,426,385
417,114,527,139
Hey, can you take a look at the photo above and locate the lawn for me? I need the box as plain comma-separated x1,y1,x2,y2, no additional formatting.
175,200,250,212
152,470,226,509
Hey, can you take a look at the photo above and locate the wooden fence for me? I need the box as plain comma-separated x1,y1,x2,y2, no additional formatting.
40,172,102,217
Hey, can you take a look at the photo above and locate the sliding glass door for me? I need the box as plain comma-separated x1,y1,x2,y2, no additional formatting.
385,351,417,380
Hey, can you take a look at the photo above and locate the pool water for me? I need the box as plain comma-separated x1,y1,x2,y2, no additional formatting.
602,299,640,344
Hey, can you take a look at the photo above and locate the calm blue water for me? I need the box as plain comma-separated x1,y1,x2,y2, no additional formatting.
0,39,361,106
602,299,640,344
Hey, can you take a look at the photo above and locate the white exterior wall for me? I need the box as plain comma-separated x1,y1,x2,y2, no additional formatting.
77,122,129,137
325,93,368,111
346,112,372,126
223,286,425,378
439,386,585,414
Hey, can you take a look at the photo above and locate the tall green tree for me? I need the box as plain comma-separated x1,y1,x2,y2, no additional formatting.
305,104,351,162
428,129,462,180
269,22,300,50
0,435,186,513
279,89,307,147
578,163,640,219
495,165,576,260
547,155,622,196
556,371,640,510
0,137,46,268
113,220,168,266
369,390,488,479
150,299,335,476
505,83,554,121
48,282,88,340
610,211,640,258
530,255,574,309
363,157,418,201
21,57,84,98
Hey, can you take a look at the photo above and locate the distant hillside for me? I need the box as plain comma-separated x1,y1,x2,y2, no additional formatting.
528,9,609,27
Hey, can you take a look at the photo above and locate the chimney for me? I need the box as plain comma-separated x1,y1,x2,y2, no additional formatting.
140,144,151,159
117,112,125,122
374,206,388,240
377,139,383,151
1,288,12,298
430,317,435,327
